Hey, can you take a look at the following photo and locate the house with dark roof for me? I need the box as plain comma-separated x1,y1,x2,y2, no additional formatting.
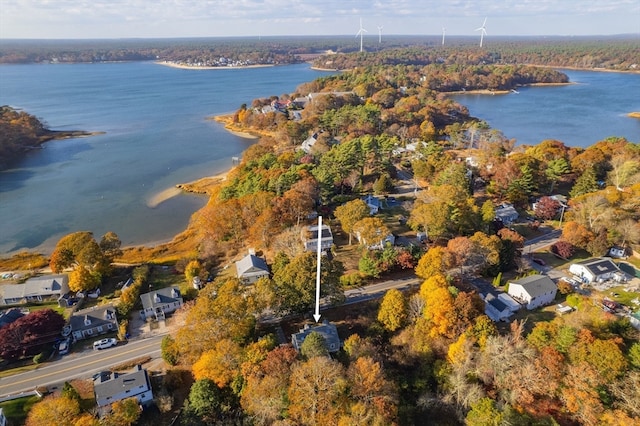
0,308,25,329
362,194,382,215
483,294,516,322
69,304,118,341
302,224,334,252
139,287,183,321
291,321,341,353
93,365,153,417
568,258,624,284
235,254,270,284
0,274,69,306
507,275,557,310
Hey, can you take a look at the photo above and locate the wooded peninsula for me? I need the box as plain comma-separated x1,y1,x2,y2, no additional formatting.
1,38,639,426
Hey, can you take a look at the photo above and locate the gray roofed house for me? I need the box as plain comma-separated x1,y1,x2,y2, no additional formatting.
69,304,117,341
291,320,341,353
0,274,69,306
495,203,519,225
140,286,183,321
507,275,557,310
235,254,270,284
483,294,513,322
93,365,153,417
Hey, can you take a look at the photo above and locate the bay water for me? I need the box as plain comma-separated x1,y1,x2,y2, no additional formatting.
0,64,638,255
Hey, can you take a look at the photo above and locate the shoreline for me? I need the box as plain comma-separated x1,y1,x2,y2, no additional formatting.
156,61,274,70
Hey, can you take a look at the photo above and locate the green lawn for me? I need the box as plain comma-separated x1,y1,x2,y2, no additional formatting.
0,394,41,424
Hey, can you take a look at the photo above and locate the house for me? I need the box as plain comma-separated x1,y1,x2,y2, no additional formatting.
302,224,334,252
139,286,183,321
291,320,341,353
0,307,25,329
608,246,628,259
235,254,270,284
507,275,557,310
93,365,153,417
484,294,512,322
69,304,118,341
356,231,395,250
0,274,69,306
362,194,382,215
495,203,519,225
300,133,318,153
569,258,623,284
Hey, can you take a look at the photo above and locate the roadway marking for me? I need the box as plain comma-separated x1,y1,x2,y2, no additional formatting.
0,340,159,392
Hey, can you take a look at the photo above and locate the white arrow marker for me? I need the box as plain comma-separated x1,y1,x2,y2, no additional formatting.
313,215,322,322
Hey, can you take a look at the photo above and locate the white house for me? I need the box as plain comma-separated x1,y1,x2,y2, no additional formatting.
0,274,69,306
235,254,270,284
569,258,623,284
139,286,183,321
483,293,521,322
93,365,153,417
507,275,557,310
302,224,334,252
356,231,395,250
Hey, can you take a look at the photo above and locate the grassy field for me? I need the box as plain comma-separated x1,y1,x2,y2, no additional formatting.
0,394,41,424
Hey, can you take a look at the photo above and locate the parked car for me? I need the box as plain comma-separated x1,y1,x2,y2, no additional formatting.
58,337,71,355
93,338,117,350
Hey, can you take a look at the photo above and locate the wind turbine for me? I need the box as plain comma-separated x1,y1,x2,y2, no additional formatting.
356,18,367,52
377,25,383,43
475,17,487,47
442,27,446,45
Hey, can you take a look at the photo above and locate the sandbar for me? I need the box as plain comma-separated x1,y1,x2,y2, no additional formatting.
628,112,640,119
146,186,183,208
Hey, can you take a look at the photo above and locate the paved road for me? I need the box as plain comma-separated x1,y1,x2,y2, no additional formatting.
0,334,164,398
343,275,420,305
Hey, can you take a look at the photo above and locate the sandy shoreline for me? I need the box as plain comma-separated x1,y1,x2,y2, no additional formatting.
156,61,274,70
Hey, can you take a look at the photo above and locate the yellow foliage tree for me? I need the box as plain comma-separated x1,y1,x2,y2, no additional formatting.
415,246,449,279
102,397,142,426
377,288,407,332
419,274,455,339
25,395,81,426
447,333,469,366
192,338,243,388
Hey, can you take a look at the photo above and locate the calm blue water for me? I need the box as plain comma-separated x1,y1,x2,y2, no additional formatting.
0,64,638,255
452,70,640,147
0,62,334,254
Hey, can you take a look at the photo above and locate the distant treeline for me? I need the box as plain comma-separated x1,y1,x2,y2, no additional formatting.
0,36,638,71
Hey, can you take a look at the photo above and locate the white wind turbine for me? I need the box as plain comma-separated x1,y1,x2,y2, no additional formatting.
356,18,368,52
442,27,446,45
475,17,487,47
377,25,383,43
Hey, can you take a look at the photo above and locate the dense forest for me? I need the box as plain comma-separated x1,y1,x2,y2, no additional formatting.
3,41,640,426
1,35,638,72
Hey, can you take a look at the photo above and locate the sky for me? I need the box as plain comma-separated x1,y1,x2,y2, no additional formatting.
1,0,639,39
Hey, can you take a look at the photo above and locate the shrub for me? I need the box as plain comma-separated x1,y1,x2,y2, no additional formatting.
33,352,45,364
340,271,364,288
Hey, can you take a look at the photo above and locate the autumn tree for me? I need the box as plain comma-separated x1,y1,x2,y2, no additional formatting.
415,246,449,279
419,274,456,339
465,397,503,426
334,199,370,245
103,398,142,426
288,356,347,426
49,231,113,274
192,338,244,388
551,240,576,259
345,356,398,423
534,196,561,220
0,309,65,360
352,216,390,248
69,264,101,292
25,395,82,426
270,251,344,315
377,288,407,332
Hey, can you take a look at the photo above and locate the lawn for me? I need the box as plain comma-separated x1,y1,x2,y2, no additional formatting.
0,394,41,424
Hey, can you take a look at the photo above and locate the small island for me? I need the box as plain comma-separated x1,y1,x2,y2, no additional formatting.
0,105,102,170
628,112,640,119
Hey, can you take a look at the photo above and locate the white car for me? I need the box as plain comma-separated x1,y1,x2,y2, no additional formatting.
93,338,117,350
58,338,71,355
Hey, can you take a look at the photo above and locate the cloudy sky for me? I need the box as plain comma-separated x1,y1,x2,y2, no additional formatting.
1,0,639,39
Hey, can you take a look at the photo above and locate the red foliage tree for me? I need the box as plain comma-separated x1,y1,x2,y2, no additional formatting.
0,309,65,360
551,240,576,259
534,196,561,220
